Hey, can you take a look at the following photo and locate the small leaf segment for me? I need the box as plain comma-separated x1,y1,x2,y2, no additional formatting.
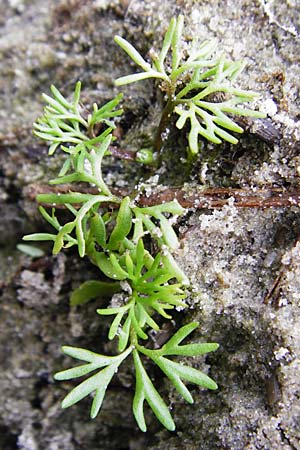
114,15,265,154
24,79,219,431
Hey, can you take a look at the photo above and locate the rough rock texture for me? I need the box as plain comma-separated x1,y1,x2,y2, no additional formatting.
0,0,299,449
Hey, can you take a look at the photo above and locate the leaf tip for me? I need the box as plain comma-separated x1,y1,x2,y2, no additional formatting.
61,398,70,409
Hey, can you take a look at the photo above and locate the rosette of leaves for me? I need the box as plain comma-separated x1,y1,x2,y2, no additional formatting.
114,15,265,154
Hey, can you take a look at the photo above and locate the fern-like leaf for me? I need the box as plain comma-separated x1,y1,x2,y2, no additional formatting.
54,346,133,419
133,349,175,432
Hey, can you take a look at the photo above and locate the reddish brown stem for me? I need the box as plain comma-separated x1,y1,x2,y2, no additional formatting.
25,184,300,210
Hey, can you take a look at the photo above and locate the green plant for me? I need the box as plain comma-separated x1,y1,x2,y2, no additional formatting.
23,15,265,431
115,15,265,154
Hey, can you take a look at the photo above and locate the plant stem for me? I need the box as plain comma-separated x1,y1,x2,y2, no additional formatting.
27,184,300,210
154,97,175,154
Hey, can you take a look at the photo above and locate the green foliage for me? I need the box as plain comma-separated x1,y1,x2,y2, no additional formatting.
70,280,121,306
115,15,265,154
54,346,133,419
33,82,123,156
23,14,266,432
25,79,219,430
17,243,45,258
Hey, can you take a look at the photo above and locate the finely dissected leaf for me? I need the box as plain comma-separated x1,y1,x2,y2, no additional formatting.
114,15,265,155
175,103,223,150
152,356,218,403
70,280,121,306
173,52,265,153
159,357,217,389
89,93,123,127
55,346,133,417
160,322,219,357
136,322,218,403
34,83,125,159
133,350,175,432
34,84,88,155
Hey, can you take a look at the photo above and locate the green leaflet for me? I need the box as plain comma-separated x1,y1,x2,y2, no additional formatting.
97,302,133,348
114,36,169,86
54,346,133,418
70,280,121,306
149,356,218,404
94,252,129,280
160,321,219,357
53,222,75,254
133,200,185,251
133,350,175,432
107,197,132,250
138,322,219,404
90,213,107,248
88,93,123,127
17,244,45,258
118,314,132,352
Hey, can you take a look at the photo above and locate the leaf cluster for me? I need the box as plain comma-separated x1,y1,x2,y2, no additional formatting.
24,79,219,430
114,15,265,153
54,322,218,431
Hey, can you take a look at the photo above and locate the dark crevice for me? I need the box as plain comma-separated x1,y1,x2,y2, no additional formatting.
0,425,18,450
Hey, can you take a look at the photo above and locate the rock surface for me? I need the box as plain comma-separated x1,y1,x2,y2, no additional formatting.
0,1,299,449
